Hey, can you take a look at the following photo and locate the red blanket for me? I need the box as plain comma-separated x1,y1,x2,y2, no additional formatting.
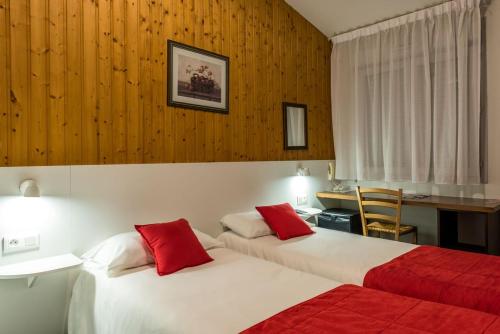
242,284,500,333
364,245,500,315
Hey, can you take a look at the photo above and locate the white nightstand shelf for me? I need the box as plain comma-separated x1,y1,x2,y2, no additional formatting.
0,254,82,288
296,207,323,225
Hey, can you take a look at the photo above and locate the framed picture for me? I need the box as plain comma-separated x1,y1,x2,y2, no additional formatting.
283,102,308,150
167,40,229,114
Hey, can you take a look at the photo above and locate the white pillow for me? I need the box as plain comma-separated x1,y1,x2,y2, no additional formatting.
82,229,223,276
82,232,154,276
192,228,225,250
220,211,273,239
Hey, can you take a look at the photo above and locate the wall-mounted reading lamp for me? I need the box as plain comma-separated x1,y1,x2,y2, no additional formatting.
19,179,40,197
296,167,310,177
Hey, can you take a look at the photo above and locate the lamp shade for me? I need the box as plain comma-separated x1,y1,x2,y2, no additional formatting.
19,179,40,197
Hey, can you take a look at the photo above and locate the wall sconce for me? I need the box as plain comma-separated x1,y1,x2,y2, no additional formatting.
296,167,310,177
19,179,40,197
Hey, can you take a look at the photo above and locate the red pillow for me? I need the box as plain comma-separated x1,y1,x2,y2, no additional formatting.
135,219,213,275
255,203,314,240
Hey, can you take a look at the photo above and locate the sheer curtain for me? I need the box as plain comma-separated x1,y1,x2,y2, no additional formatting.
331,0,482,184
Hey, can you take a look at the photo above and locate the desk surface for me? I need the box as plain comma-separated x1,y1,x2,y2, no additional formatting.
316,191,500,213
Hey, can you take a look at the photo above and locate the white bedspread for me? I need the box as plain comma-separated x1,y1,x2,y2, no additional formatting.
68,248,339,334
218,227,418,285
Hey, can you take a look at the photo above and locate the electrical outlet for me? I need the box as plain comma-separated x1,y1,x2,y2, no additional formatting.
3,233,40,255
297,195,308,206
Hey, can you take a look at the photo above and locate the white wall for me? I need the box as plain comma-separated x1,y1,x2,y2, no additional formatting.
0,160,331,334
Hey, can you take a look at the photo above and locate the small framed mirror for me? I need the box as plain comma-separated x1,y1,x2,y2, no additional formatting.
283,102,308,150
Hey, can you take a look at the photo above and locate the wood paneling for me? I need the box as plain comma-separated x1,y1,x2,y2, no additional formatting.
29,0,48,165
97,0,113,164
0,0,9,166
0,0,334,167
82,0,98,164
9,0,30,166
48,0,66,165
66,0,83,164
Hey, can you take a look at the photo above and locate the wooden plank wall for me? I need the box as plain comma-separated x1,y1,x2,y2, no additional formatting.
0,0,334,167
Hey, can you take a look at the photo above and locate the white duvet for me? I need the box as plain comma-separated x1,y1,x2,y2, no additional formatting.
68,248,339,334
218,227,418,285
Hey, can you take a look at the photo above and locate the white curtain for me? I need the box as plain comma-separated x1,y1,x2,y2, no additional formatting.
332,0,482,184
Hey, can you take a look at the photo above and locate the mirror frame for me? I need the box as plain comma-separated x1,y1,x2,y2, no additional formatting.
283,102,308,150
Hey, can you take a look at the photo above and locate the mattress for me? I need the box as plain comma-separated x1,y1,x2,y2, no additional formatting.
218,227,417,285
68,248,340,334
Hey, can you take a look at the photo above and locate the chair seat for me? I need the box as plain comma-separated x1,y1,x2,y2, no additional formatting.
366,221,416,235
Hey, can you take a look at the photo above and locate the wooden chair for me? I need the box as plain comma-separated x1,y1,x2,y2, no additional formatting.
355,186,418,244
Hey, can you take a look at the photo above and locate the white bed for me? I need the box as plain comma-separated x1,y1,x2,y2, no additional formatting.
68,247,339,334
218,227,417,285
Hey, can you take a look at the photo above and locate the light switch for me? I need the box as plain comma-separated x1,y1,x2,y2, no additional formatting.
3,233,40,255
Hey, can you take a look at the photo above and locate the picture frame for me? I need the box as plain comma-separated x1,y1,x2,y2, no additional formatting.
167,40,230,114
283,102,308,150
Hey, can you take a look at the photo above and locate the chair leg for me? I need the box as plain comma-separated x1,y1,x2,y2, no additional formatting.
412,228,418,245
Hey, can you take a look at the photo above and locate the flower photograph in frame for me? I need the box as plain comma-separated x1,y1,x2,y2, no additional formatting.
167,40,229,114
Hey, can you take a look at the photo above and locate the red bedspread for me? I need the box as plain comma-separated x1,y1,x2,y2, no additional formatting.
364,245,500,315
242,284,500,333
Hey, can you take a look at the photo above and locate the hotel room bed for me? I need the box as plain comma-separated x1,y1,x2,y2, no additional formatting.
69,246,500,334
218,226,500,316
218,227,416,285
68,247,339,334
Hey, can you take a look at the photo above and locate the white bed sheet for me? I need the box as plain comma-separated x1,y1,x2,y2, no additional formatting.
218,227,418,285
68,248,339,334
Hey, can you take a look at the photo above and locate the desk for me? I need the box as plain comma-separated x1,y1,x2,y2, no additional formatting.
317,191,500,255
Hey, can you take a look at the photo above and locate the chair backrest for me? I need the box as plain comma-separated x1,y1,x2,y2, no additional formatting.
355,187,403,239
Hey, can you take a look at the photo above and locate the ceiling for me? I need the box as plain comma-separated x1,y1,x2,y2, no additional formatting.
285,0,444,37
